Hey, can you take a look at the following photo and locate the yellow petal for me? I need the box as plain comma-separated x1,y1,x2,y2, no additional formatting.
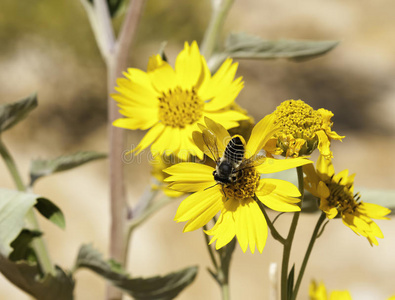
257,194,300,212
133,123,166,154
148,60,178,92
168,181,216,193
303,164,321,196
200,58,239,101
317,181,331,199
174,187,223,230
329,291,352,300
147,54,164,72
316,130,332,158
204,77,244,111
113,117,157,131
175,41,203,90
245,114,279,158
316,154,334,180
204,110,250,130
164,162,214,181
205,199,238,249
234,198,268,253
358,202,391,220
256,157,313,174
258,178,301,198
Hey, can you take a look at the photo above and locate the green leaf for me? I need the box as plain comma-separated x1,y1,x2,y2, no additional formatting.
30,151,107,185
0,188,37,256
287,264,295,300
35,197,66,229
9,229,41,262
0,255,74,300
224,32,339,61
0,93,37,134
75,244,198,299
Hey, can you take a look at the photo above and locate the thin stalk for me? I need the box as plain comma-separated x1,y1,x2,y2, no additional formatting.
203,225,219,270
0,139,55,275
201,0,235,58
80,0,146,298
0,139,24,191
255,196,285,244
291,212,326,300
280,166,304,300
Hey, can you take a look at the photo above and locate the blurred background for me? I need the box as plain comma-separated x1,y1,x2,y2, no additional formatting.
1,0,395,299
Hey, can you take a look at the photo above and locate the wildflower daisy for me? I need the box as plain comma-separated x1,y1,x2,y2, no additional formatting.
164,115,312,253
309,281,352,300
303,155,391,246
112,41,249,160
266,99,344,158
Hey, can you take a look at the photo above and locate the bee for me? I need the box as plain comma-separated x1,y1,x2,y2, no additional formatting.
200,126,266,185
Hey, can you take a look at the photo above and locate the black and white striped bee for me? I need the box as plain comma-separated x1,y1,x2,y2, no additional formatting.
200,126,266,185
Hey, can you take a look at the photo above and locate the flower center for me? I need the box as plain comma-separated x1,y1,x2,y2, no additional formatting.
274,99,324,139
273,99,328,156
222,167,260,201
326,178,361,214
158,86,204,128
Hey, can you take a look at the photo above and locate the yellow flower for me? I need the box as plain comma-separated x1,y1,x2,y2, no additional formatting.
304,155,391,246
112,41,249,160
267,99,344,158
310,281,352,300
150,154,184,198
164,115,312,253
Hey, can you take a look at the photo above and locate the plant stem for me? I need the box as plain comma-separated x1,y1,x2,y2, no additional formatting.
255,196,285,244
221,282,230,300
203,225,219,270
201,0,234,58
291,212,326,300
280,166,304,300
0,139,55,275
0,139,25,191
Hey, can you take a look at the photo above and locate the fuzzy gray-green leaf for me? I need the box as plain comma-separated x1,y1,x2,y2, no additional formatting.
75,244,198,299
0,188,37,256
224,32,339,61
0,255,74,300
30,151,107,185
0,94,37,134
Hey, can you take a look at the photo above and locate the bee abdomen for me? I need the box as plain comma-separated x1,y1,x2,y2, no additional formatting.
224,136,245,165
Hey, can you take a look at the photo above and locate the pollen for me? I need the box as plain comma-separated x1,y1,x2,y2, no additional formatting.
158,86,204,128
325,177,360,214
223,168,260,201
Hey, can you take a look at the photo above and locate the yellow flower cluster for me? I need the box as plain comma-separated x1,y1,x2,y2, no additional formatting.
112,41,390,253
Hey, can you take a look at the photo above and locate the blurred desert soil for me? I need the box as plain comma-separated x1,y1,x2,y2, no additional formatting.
1,0,395,299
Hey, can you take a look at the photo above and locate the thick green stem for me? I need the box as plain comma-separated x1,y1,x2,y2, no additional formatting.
0,139,55,275
201,0,234,58
221,282,230,300
281,166,304,300
291,212,326,300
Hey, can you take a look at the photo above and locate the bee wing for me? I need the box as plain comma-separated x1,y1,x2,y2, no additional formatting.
201,127,221,162
239,154,266,170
